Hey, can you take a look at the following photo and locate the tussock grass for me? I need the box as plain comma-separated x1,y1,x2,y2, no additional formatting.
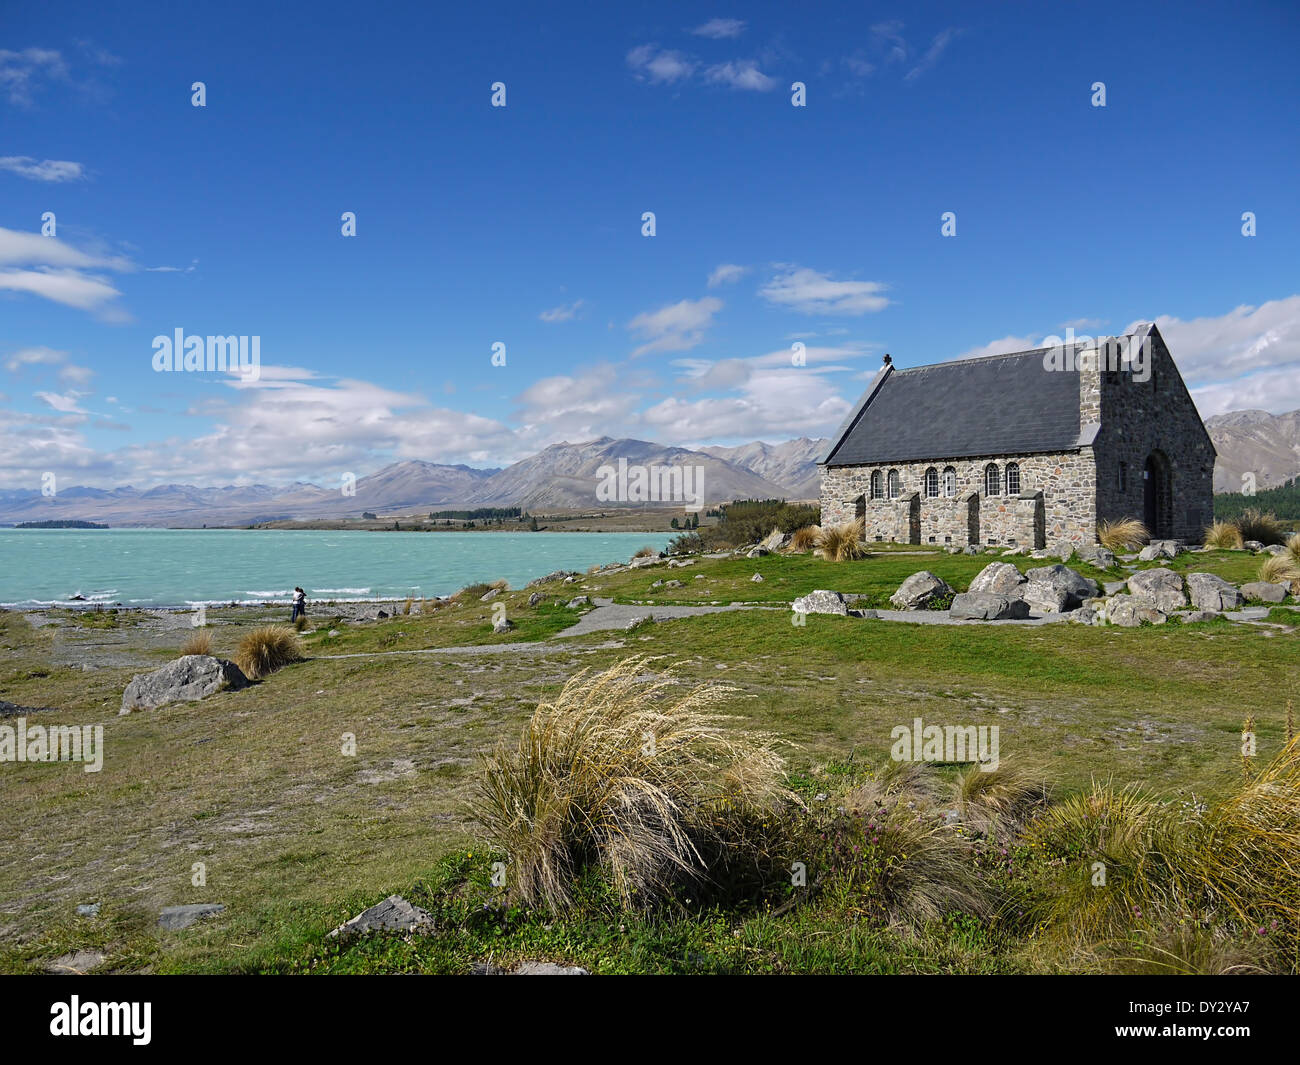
179,630,213,656
234,625,304,680
1258,554,1300,585
951,764,1047,841
489,578,509,591
632,546,657,559
1097,517,1149,552
473,655,789,912
1285,533,1300,568
1234,508,1285,546
789,525,821,552
1204,520,1245,550
816,520,869,562
293,615,308,632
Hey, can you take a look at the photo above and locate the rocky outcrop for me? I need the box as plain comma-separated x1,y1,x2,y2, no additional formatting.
1126,568,1187,613
1073,544,1116,570
1186,572,1245,612
121,655,248,714
1240,581,1288,603
889,572,953,610
949,592,1030,620
792,590,849,616
1106,595,1168,627
1024,564,1100,609
968,562,1027,596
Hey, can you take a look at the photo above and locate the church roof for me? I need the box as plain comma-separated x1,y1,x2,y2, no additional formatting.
822,325,1155,467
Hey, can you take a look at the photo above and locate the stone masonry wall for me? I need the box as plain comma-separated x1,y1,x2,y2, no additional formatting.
820,450,1096,547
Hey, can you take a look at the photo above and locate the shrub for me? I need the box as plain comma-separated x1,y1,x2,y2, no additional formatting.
1097,517,1149,552
951,763,1046,841
666,532,703,555
180,630,213,656
632,546,657,559
473,655,789,912
1203,520,1244,550
1234,507,1285,546
789,525,821,552
457,582,491,600
234,625,303,680
816,520,868,562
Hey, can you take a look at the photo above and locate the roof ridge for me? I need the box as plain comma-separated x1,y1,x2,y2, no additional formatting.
896,323,1153,373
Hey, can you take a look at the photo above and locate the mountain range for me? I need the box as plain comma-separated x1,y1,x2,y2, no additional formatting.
2,410,1296,527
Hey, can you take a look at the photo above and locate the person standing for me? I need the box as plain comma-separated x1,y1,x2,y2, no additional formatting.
290,586,306,622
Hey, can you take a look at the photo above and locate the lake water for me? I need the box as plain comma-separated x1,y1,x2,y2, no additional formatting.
0,529,674,608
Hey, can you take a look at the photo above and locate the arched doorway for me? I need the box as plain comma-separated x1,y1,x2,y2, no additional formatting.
1143,451,1172,539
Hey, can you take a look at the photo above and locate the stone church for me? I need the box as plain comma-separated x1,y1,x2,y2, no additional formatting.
819,323,1215,549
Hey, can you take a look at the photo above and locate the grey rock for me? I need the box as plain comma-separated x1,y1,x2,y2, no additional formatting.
1138,539,1185,562
1126,568,1188,613
962,545,982,555
759,528,789,552
567,596,590,608
949,592,1030,620
1025,564,1100,608
528,592,545,606
1177,610,1221,623
327,628,339,636
1103,580,1128,595
376,609,390,619
479,588,500,602
76,903,101,917
47,950,105,974
526,569,578,587
1240,581,1287,604
514,961,591,975
792,589,849,615
159,903,225,930
629,555,661,568
1243,540,1265,553
1074,544,1117,570
121,655,248,714
1069,600,1104,625
750,573,764,582
1021,582,1070,614
1106,595,1167,627
1030,549,1054,559
624,616,654,631
1229,607,1270,621
329,895,433,939
1186,572,1245,612
968,562,1027,596
889,571,953,610
1262,544,1285,556
746,546,771,559
492,616,514,634
1052,542,1076,562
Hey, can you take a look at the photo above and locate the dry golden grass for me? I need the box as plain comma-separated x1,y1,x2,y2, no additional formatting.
789,525,821,552
179,629,213,656
632,546,657,559
1285,533,1300,568
234,625,304,680
1097,517,1149,552
1258,554,1300,585
815,520,868,562
951,763,1047,841
1234,507,1285,546
473,655,789,911
1204,519,1245,550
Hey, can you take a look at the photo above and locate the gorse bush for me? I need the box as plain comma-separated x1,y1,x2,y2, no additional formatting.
473,655,789,912
1097,517,1148,551
234,625,303,680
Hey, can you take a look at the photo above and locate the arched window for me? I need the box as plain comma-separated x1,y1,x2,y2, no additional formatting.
870,470,882,500
924,467,939,498
1005,462,1020,495
942,466,956,498
887,469,901,499
984,463,1001,496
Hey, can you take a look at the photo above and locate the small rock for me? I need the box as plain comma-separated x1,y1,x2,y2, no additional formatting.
329,895,433,939
567,596,590,608
47,950,105,974
76,903,101,917
1243,540,1265,553
480,588,500,602
1178,610,1221,623
514,961,590,975
492,617,514,634
889,571,953,610
327,628,339,636
528,592,545,606
376,609,390,619
791,590,849,616
750,573,764,582
159,903,225,931
1186,572,1245,612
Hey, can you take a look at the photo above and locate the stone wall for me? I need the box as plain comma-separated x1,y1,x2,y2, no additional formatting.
820,450,1096,547
1090,331,1216,542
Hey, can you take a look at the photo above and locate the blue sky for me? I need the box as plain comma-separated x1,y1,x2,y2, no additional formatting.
2,0,1298,489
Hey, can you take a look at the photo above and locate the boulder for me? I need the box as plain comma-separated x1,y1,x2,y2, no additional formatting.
1240,581,1287,603
1074,544,1117,570
759,528,789,552
1262,544,1285,556
791,590,849,616
746,546,771,559
963,545,982,555
1243,540,1265,553
1021,582,1070,614
1103,580,1127,595
1177,610,1221,624
968,562,1027,596
1137,539,1185,562
479,588,500,602
1106,595,1167,627
1024,564,1100,608
1126,568,1187,613
528,592,545,606
889,571,953,610
949,592,1030,620
629,556,661,569
121,655,248,714
159,903,225,931
1069,600,1105,625
329,895,433,940
492,616,514,634
567,596,591,608
1052,542,1076,562
1186,572,1245,612
750,573,764,582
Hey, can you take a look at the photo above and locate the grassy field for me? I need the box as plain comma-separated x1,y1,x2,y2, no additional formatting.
1,544,1295,974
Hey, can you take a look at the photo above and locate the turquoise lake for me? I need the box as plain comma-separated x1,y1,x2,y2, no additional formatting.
0,529,674,608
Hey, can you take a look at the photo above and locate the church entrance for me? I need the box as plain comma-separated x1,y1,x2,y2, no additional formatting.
1143,451,1172,539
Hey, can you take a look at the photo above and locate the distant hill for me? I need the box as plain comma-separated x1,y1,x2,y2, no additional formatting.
1206,408,1300,493
699,437,827,499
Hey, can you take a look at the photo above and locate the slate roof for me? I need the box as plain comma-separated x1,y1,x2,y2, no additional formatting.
824,346,1088,467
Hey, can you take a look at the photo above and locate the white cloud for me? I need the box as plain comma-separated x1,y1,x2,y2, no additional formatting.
707,263,747,287
628,297,723,356
59,363,95,386
955,335,1041,360
905,28,962,81
626,45,697,85
35,390,88,415
0,226,132,316
5,346,65,373
704,60,775,91
760,267,890,315
690,19,746,39
0,47,68,106
0,156,86,182
539,299,585,323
